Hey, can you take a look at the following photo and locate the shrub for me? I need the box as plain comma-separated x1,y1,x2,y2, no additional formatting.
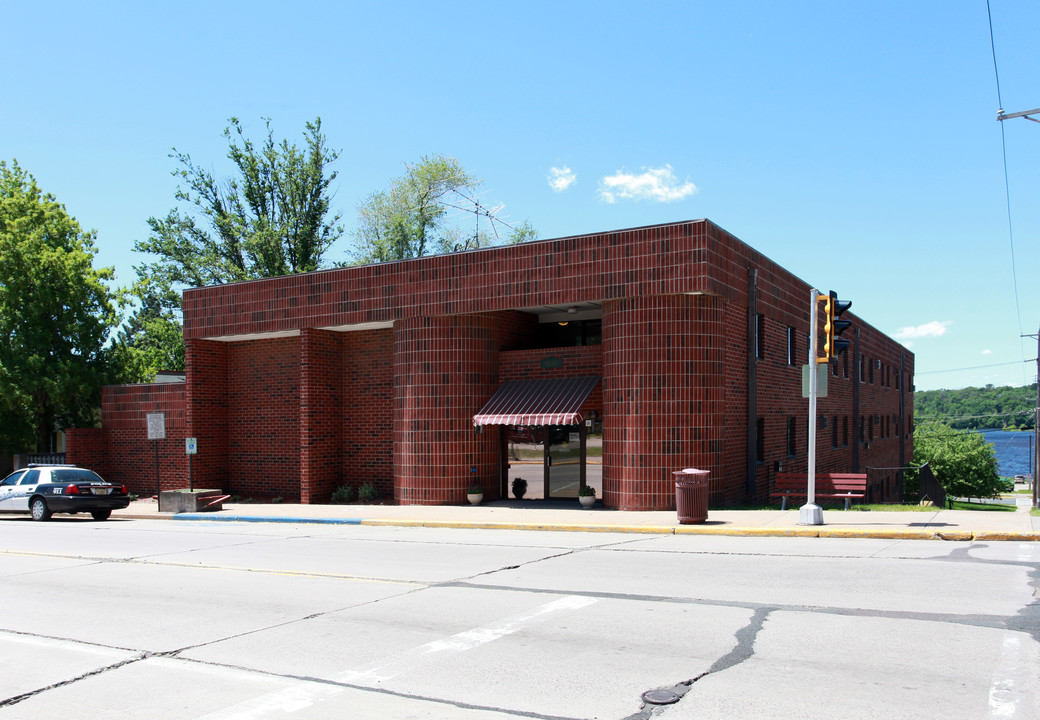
330,484,357,504
358,482,378,501
912,422,1003,501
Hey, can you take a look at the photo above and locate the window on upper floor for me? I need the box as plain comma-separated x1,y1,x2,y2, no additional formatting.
755,314,766,360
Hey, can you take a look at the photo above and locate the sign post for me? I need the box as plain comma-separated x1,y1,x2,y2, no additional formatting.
185,437,198,491
146,413,166,498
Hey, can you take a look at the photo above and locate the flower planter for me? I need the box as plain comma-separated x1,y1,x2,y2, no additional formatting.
467,492,483,505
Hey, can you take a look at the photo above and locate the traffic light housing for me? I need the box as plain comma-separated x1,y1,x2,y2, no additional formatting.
821,290,852,362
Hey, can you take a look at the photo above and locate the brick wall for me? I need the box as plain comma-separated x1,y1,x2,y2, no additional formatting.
227,337,300,500
393,315,499,504
71,219,913,510
340,328,394,496
67,383,189,495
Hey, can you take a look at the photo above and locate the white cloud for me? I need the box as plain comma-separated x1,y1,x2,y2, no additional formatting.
598,165,697,203
893,321,951,340
981,349,992,355
548,166,576,192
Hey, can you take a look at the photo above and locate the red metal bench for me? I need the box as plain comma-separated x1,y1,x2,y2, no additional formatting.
771,472,868,510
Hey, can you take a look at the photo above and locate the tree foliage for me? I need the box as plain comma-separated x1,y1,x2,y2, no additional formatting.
353,154,535,263
914,383,1036,430
109,276,185,383
120,117,342,379
910,421,1003,501
137,116,342,285
0,160,117,450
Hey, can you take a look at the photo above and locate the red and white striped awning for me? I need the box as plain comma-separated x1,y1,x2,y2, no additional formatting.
473,376,600,426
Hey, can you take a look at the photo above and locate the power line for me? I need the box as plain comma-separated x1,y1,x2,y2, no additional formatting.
915,358,1037,375
988,1,1031,386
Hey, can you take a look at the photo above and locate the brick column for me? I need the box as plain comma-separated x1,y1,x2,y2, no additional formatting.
393,315,498,505
299,329,342,503
602,294,726,510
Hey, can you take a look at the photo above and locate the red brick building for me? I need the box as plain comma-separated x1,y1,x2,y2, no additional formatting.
68,219,914,509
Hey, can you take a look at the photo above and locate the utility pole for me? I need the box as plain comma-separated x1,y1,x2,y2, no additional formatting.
997,107,1040,123
1030,328,1040,510
997,108,1039,507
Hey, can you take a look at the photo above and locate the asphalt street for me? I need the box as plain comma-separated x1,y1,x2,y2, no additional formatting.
1,518,1038,719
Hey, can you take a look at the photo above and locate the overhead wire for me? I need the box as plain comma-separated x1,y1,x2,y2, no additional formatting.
986,0,1029,384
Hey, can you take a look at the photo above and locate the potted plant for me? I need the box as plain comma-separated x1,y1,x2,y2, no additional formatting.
511,477,527,499
467,483,484,505
578,485,596,508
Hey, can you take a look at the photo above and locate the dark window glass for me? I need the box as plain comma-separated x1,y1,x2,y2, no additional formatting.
533,319,602,349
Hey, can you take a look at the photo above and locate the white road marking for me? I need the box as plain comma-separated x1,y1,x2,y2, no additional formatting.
196,594,599,719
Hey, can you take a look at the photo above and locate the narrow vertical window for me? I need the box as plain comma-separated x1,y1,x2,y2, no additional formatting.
756,314,765,359
786,417,797,457
756,418,765,463
787,327,797,366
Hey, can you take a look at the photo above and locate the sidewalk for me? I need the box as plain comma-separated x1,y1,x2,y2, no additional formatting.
113,494,1040,541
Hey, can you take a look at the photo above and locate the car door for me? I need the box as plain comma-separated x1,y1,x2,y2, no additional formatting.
0,470,27,512
7,469,42,513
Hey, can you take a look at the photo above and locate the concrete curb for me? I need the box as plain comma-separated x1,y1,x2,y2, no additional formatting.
155,513,1040,540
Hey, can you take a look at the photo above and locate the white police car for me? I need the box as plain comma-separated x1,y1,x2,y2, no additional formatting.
0,465,130,521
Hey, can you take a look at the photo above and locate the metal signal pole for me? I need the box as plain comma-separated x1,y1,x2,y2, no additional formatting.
800,288,824,526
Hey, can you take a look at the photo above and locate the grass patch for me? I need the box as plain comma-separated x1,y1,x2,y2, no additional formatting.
855,503,935,512
947,499,1017,512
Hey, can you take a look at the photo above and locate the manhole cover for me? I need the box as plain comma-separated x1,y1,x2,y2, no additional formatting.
642,689,680,705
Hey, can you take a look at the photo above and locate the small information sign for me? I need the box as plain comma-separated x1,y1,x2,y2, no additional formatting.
185,437,198,455
146,413,166,440
801,364,828,398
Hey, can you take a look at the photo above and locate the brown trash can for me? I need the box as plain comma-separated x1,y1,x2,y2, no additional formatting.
674,468,709,524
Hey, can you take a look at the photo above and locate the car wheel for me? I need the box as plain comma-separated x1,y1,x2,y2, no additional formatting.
91,509,111,521
30,497,51,521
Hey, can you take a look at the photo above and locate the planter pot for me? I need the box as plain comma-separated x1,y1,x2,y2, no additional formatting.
159,489,227,514
467,492,483,505
579,495,596,508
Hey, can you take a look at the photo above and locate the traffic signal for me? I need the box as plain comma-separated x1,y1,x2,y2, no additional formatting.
821,290,852,362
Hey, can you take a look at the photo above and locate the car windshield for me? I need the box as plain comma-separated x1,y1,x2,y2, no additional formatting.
50,469,106,484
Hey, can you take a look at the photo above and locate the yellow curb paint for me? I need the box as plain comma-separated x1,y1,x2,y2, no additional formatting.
972,531,1040,542
675,527,822,538
934,531,973,541
416,521,675,534
817,528,936,540
360,519,425,527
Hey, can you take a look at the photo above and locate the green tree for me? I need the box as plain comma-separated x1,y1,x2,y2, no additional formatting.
109,276,185,383
914,383,1036,430
910,421,1003,502
124,117,343,376
138,116,342,284
353,154,535,263
0,160,117,451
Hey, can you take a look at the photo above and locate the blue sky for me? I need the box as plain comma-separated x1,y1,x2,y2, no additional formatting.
3,1,1038,392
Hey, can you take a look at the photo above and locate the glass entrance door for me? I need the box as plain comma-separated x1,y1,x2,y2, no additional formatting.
505,424,587,500
546,424,584,498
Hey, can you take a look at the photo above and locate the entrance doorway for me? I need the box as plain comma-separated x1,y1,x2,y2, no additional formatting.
504,424,601,500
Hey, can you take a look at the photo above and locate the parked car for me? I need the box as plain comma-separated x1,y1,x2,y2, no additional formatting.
0,465,130,521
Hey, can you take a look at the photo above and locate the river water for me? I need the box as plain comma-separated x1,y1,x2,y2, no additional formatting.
978,429,1035,478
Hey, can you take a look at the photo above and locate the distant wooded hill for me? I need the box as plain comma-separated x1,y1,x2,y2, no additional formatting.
914,383,1037,430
